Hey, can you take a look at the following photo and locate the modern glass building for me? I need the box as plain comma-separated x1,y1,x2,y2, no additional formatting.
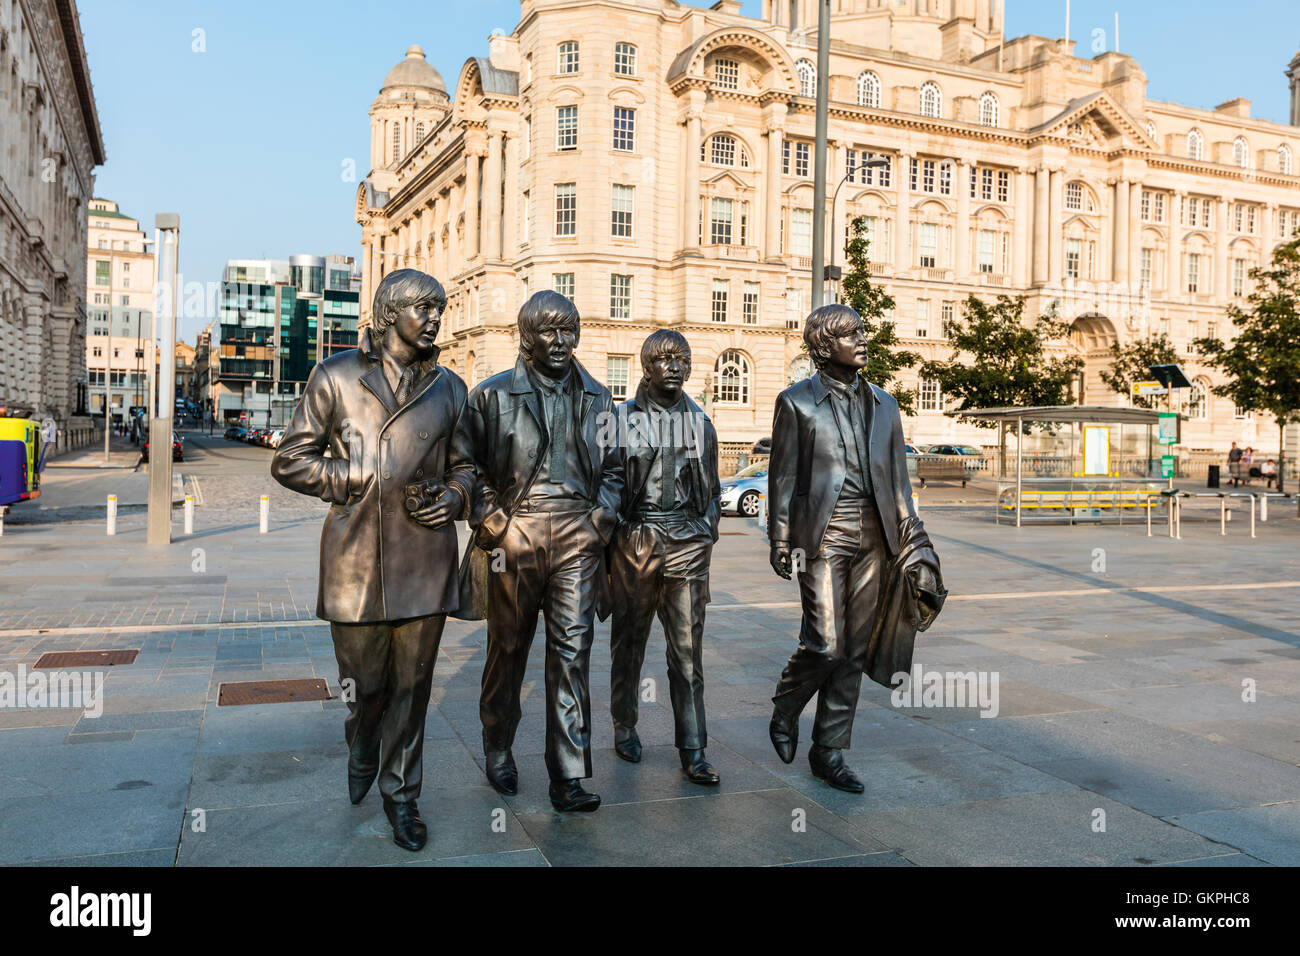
215,256,360,424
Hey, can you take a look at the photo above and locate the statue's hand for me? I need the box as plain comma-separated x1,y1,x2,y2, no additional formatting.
411,485,462,529
769,544,793,580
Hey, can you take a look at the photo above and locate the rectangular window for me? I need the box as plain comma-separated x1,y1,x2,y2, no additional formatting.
1065,238,1081,279
742,281,759,325
1159,316,1170,337
711,135,735,166
611,184,634,238
786,288,803,329
938,162,952,195
606,355,630,399
1232,258,1245,296
1186,319,1198,349
554,183,576,236
714,57,738,89
977,230,995,273
1140,248,1152,290
1186,198,1198,227
710,198,733,245
95,261,110,286
940,301,953,336
980,167,994,201
782,140,790,175
612,106,635,151
523,117,531,159
1202,199,1213,229
791,208,812,256
614,42,636,77
1246,206,1257,234
919,223,937,268
795,142,809,177
739,201,749,246
711,279,729,323
554,273,575,300
919,379,942,412
1233,204,1244,232
558,41,579,74
916,299,930,338
1186,252,1200,293
1153,193,1164,223
922,160,935,193
1141,191,1152,221
556,105,578,150
996,170,1010,203
609,274,632,319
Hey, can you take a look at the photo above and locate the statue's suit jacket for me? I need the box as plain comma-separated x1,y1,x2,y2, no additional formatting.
766,373,917,558
451,356,623,619
271,330,474,624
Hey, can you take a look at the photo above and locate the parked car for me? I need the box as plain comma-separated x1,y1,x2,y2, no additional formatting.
267,428,285,449
142,432,183,462
751,437,771,457
224,425,247,441
924,443,985,472
720,461,769,517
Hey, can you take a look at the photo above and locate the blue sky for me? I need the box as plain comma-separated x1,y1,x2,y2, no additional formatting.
78,0,1297,342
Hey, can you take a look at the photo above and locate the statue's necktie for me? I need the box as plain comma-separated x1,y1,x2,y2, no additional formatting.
548,384,567,482
395,366,415,406
659,411,676,509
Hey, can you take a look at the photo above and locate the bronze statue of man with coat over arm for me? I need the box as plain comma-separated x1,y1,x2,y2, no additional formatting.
766,304,942,794
271,269,472,851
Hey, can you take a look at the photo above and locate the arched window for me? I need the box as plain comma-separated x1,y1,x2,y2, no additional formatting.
1065,181,1084,211
796,59,816,98
919,81,942,118
391,124,401,163
614,42,637,77
1186,380,1209,420
856,70,881,108
1280,144,1295,175
713,350,751,405
978,91,999,127
1233,136,1249,168
702,133,750,167
787,356,814,385
1187,128,1204,160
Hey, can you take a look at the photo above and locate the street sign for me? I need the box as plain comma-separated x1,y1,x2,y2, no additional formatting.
1161,454,1175,478
1133,381,1167,397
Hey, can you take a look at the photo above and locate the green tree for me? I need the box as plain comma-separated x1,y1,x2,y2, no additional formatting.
920,294,1083,471
841,215,920,414
1194,235,1300,494
1099,334,1179,409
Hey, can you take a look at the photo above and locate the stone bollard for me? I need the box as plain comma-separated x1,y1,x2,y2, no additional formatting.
106,494,118,535
184,495,194,535
1260,495,1268,522
912,491,920,514
259,494,269,534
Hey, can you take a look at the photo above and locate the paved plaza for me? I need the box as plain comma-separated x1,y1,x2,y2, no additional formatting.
1,430,1298,866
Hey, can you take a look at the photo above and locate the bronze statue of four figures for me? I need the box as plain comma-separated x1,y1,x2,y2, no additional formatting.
273,269,944,852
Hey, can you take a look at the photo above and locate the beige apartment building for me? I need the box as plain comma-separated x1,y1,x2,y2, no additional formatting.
356,0,1300,455
86,199,155,422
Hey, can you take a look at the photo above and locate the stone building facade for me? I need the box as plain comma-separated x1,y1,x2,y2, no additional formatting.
85,199,154,422
356,0,1300,454
0,0,104,448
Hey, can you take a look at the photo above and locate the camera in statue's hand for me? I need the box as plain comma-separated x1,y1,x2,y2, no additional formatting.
404,478,461,529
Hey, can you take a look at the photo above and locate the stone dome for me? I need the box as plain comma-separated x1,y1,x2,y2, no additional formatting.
381,45,446,94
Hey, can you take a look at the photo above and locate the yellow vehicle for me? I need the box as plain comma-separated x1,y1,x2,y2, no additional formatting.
0,418,48,507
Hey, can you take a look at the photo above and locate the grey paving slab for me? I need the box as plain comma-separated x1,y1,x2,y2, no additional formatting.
854,790,1237,866
15,848,177,867
1166,802,1300,866
516,788,886,866
0,727,196,800
177,790,535,866
0,784,189,864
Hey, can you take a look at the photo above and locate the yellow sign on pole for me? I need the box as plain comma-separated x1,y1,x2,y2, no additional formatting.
1133,381,1167,397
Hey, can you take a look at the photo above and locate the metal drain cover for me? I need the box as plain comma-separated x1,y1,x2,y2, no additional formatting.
34,649,139,669
217,678,332,706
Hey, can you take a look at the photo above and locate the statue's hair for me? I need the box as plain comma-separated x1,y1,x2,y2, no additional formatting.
517,290,581,358
639,329,692,382
370,269,446,336
803,304,865,369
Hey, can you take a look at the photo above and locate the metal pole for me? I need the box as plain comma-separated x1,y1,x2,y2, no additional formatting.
1220,496,1226,535
147,215,180,546
259,494,270,534
1250,495,1256,538
1015,415,1023,527
810,0,830,309
107,494,117,535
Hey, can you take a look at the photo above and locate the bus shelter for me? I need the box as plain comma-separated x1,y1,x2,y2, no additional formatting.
956,405,1179,527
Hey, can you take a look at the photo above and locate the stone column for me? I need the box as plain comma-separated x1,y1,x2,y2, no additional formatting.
954,158,971,278
483,129,504,261
1128,182,1143,288
1013,169,1031,287
502,133,519,259
1168,191,1184,295
1033,167,1049,284
25,298,46,417
1048,168,1063,285
896,151,913,270
1214,197,1229,299
1260,204,1276,267
464,145,482,261
1112,179,1130,283
683,108,704,253
764,116,786,261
